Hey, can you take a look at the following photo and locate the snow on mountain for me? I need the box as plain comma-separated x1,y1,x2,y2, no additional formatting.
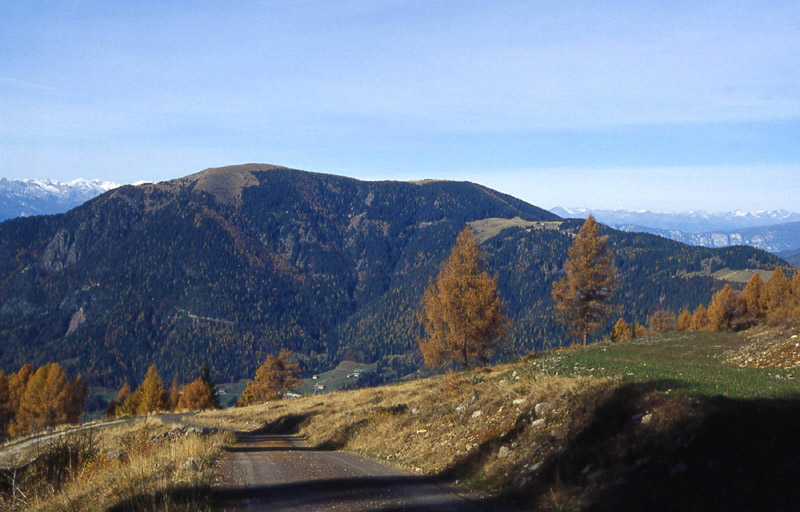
550,207,800,256
0,177,121,221
551,207,800,233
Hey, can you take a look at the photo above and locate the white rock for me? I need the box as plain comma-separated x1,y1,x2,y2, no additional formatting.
534,402,551,415
497,446,511,459
531,419,546,427
641,413,654,425
472,410,482,418
522,463,542,475
512,398,526,405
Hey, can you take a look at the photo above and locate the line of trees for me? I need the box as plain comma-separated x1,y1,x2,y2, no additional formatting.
105,364,219,418
0,363,86,438
609,268,800,342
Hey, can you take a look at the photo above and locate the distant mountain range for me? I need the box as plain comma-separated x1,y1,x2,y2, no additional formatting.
0,178,120,221
0,164,782,386
551,207,800,233
551,207,800,258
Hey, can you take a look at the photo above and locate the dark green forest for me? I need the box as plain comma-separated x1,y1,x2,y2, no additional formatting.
0,165,784,386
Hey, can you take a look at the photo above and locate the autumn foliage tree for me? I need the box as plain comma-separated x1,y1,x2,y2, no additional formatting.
238,349,302,406
118,364,167,417
417,226,510,368
739,272,765,326
104,382,131,418
676,308,692,331
610,318,632,342
0,371,11,436
689,305,709,331
648,310,676,334
552,215,618,346
177,377,216,411
763,267,792,321
7,363,86,437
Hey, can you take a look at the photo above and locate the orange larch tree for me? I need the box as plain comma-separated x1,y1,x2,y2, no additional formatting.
177,377,216,411
552,215,618,346
238,349,302,406
707,285,739,331
417,226,510,368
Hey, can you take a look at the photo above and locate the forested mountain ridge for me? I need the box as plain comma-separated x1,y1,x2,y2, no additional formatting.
0,165,784,386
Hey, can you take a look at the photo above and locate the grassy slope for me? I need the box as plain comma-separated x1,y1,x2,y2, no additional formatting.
532,330,800,399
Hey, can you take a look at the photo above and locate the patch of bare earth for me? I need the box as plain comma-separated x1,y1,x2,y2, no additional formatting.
726,323,800,368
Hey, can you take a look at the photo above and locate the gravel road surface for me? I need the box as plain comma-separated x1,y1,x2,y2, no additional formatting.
214,432,506,511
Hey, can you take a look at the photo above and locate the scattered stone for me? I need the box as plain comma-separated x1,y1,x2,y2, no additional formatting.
531,419,546,427
641,413,654,425
497,446,511,459
523,462,543,474
416,429,428,434
182,457,200,472
456,406,464,414
534,402,551,416
669,461,687,476
512,398,526,405
411,407,421,415
472,410,482,418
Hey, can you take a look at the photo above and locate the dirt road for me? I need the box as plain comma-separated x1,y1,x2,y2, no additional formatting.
214,433,506,511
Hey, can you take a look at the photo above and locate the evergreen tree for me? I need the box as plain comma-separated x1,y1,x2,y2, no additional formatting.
238,349,301,406
707,285,739,331
610,317,632,342
676,308,692,331
200,363,221,409
552,215,618,345
177,377,216,411
418,226,510,367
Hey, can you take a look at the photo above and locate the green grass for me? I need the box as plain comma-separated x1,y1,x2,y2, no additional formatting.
297,360,378,395
531,331,800,399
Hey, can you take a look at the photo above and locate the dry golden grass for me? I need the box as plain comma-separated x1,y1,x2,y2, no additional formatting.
197,364,600,479
8,419,234,512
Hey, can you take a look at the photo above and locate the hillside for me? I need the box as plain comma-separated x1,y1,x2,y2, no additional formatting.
194,327,800,511
0,164,785,386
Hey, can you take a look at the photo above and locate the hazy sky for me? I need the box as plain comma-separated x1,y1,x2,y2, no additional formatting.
1,1,799,211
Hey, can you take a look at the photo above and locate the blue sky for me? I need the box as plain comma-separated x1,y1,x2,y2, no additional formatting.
1,1,798,211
